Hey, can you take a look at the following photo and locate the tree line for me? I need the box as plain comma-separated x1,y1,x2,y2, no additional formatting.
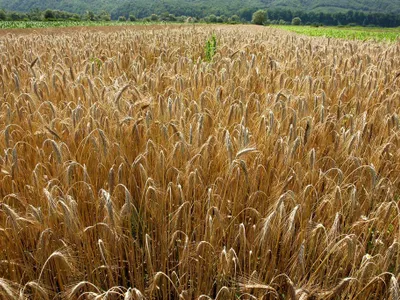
0,7,399,27
267,9,400,27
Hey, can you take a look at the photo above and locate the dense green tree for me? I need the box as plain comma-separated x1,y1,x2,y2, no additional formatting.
229,14,240,23
238,8,255,21
85,11,95,21
28,8,41,20
159,12,169,21
159,12,176,21
208,14,217,22
98,11,111,21
9,12,22,20
0,9,6,20
292,16,301,25
252,9,267,25
176,15,186,22
43,9,54,20
168,14,177,21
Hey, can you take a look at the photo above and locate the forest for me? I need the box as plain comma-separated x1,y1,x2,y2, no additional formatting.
1,7,400,27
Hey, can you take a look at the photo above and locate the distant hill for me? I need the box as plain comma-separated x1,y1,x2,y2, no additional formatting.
1,0,400,19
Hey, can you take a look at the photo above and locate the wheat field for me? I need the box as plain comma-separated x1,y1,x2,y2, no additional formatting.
0,25,400,299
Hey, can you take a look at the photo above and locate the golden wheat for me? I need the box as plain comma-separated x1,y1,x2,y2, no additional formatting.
0,24,400,299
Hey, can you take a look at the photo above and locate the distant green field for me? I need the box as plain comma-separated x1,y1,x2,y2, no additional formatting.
275,25,400,42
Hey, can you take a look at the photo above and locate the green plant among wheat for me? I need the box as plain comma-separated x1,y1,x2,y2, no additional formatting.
204,34,217,61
